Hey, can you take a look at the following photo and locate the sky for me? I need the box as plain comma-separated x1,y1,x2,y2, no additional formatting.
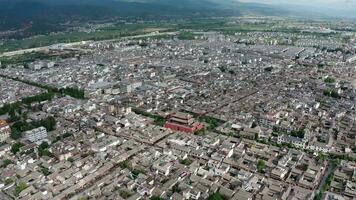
238,0,356,9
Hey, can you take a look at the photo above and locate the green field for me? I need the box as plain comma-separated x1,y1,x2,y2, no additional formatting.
0,23,174,53
0,51,78,66
0,19,343,53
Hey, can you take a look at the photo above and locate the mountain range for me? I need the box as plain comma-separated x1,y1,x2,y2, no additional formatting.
0,0,352,38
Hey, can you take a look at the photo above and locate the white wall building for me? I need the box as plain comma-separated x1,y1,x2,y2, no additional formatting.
0,120,10,143
25,127,47,143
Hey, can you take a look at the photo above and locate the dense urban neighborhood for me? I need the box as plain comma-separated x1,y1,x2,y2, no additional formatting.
0,17,356,200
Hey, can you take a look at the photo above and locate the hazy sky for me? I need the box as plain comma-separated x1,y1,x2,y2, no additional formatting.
238,0,356,9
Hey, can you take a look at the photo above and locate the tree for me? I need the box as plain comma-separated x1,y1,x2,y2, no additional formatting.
10,121,34,140
32,116,56,131
351,147,356,153
208,192,225,200
195,129,206,136
171,184,181,193
264,66,273,72
11,142,24,155
119,160,131,169
131,168,146,179
119,189,131,199
322,173,334,192
332,158,341,165
180,159,192,166
257,160,266,173
22,92,54,105
228,70,235,75
8,108,20,122
10,129,22,140
4,178,13,185
39,141,49,149
324,77,335,84
323,90,340,99
38,141,53,157
1,159,13,168
40,166,51,176
316,153,327,162
290,129,305,138
218,66,227,73
0,102,21,115
14,182,28,196
314,192,323,200
60,87,85,99
254,133,259,140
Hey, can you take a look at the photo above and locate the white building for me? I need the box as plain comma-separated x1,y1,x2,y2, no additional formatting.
0,120,10,142
277,135,307,149
25,127,47,143
307,142,332,153
120,81,142,93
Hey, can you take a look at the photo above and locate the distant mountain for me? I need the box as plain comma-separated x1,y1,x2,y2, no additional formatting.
273,3,356,20
0,0,119,38
0,0,213,37
0,0,340,39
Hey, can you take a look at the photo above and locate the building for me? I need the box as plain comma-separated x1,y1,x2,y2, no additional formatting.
164,112,204,133
120,81,143,93
0,120,10,142
25,127,48,143
278,135,307,149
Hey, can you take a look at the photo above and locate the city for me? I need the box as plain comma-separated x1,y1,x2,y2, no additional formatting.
0,6,356,200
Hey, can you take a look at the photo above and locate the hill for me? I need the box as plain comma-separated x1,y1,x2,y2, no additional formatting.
0,0,291,38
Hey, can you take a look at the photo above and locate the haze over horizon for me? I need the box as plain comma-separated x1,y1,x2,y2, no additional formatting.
238,0,356,11
0,0,355,35
238,0,355,7
231,0,356,18
1,0,355,17
123,0,356,18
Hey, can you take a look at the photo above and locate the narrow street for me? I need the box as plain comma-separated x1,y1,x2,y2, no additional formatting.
316,160,336,194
